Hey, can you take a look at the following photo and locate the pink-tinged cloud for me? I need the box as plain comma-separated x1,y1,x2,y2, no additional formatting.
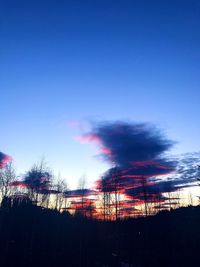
0,152,12,169
9,181,27,187
131,160,174,171
75,133,101,144
99,147,112,155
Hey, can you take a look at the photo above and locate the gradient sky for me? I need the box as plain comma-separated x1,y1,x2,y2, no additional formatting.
1,0,200,188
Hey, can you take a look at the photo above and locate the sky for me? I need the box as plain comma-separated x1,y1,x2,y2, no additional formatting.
0,0,200,189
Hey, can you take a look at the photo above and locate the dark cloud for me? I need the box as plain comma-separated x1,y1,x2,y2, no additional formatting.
88,121,175,168
0,151,12,169
86,121,176,196
64,189,97,198
83,121,176,184
82,121,200,209
125,180,181,203
124,152,200,203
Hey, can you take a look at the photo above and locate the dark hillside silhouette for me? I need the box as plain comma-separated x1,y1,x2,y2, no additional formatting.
0,197,200,267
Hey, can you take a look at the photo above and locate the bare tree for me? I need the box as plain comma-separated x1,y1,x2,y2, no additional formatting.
141,177,149,217
188,190,194,206
78,176,87,216
111,167,121,220
100,167,121,220
54,175,68,211
0,162,16,202
24,160,52,205
101,176,112,220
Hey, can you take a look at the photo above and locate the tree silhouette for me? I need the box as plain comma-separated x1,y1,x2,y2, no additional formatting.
24,160,52,204
54,176,68,211
0,162,16,202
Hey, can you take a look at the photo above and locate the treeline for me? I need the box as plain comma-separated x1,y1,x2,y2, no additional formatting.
0,161,193,220
0,199,200,267
0,161,68,208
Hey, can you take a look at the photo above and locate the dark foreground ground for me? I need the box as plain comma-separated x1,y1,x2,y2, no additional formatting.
0,200,200,267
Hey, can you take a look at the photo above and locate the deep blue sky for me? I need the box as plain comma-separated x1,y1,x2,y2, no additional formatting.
0,0,200,188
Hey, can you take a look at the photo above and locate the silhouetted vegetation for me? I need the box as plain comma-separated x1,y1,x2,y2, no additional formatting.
0,197,200,267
